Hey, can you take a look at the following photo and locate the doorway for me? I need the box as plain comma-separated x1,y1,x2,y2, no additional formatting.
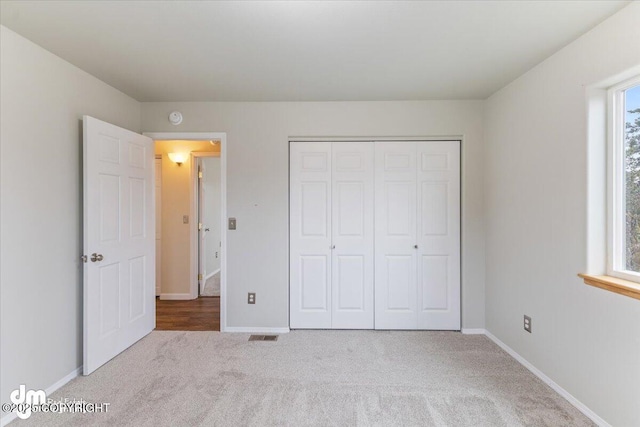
145,133,227,331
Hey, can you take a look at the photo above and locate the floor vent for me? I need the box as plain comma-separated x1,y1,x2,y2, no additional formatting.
249,335,278,342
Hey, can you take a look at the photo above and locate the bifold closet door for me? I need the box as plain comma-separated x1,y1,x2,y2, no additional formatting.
291,141,459,330
374,143,418,329
375,141,460,330
290,143,332,328
290,142,374,329
416,142,460,330
331,143,374,329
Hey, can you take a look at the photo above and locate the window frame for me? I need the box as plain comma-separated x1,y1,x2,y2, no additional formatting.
607,75,640,283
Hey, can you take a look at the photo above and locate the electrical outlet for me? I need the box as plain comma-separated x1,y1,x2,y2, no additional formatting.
215,251,218,259
248,293,256,304
183,215,189,224
524,315,532,333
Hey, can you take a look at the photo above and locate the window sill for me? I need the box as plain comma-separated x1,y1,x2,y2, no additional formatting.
578,274,640,301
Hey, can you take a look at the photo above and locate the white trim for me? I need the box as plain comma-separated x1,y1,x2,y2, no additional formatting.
289,135,463,143
144,132,222,140
2,408,18,425
159,293,194,300
607,76,640,283
484,330,610,427
144,132,228,332
461,328,486,334
45,366,82,396
206,269,220,281
1,366,82,427
585,86,608,275
224,327,290,334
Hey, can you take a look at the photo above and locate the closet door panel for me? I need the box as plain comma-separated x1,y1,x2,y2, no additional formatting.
385,255,413,309
374,143,418,329
416,141,460,330
331,142,374,329
290,143,332,328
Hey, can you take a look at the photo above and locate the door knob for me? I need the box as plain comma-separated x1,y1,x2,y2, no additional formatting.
90,253,104,262
414,245,418,249
331,245,336,249
205,228,210,232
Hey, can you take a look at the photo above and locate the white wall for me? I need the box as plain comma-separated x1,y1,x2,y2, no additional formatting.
484,3,640,426
0,26,141,415
142,101,485,330
203,157,222,276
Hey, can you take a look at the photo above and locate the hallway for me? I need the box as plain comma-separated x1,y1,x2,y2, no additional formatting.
155,297,220,331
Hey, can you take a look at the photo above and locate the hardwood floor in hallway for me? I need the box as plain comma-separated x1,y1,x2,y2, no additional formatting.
155,297,220,331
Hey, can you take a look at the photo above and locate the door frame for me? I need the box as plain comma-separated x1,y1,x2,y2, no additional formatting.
144,132,228,332
155,156,162,296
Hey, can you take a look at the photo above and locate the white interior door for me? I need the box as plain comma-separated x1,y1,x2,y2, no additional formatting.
83,116,155,375
331,143,374,329
416,141,460,329
155,158,162,296
198,159,206,295
290,142,332,328
374,143,418,329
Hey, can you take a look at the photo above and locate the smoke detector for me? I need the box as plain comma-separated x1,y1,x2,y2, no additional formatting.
168,111,183,125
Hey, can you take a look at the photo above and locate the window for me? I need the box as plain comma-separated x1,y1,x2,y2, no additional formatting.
608,77,640,282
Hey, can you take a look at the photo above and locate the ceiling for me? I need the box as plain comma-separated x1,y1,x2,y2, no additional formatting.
0,1,630,102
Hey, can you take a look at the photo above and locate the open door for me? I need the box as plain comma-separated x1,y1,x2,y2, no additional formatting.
198,159,207,295
83,116,155,375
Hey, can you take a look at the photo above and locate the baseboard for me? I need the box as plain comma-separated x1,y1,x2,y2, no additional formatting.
159,293,193,300
45,366,82,395
224,327,290,334
461,328,486,334
205,269,220,280
1,406,17,426
484,330,610,427
1,366,82,427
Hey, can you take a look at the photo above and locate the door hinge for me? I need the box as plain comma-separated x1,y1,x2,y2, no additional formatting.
198,222,203,230
198,171,203,179
198,274,203,280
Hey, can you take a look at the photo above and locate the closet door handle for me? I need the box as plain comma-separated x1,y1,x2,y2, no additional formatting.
414,245,418,249
331,245,336,249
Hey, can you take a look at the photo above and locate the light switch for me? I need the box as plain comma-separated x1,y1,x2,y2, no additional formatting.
229,217,236,230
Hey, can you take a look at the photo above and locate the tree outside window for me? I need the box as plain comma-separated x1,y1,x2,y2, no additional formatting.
624,85,640,272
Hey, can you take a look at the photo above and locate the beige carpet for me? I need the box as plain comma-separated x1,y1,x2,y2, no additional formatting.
201,271,220,297
14,331,593,426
